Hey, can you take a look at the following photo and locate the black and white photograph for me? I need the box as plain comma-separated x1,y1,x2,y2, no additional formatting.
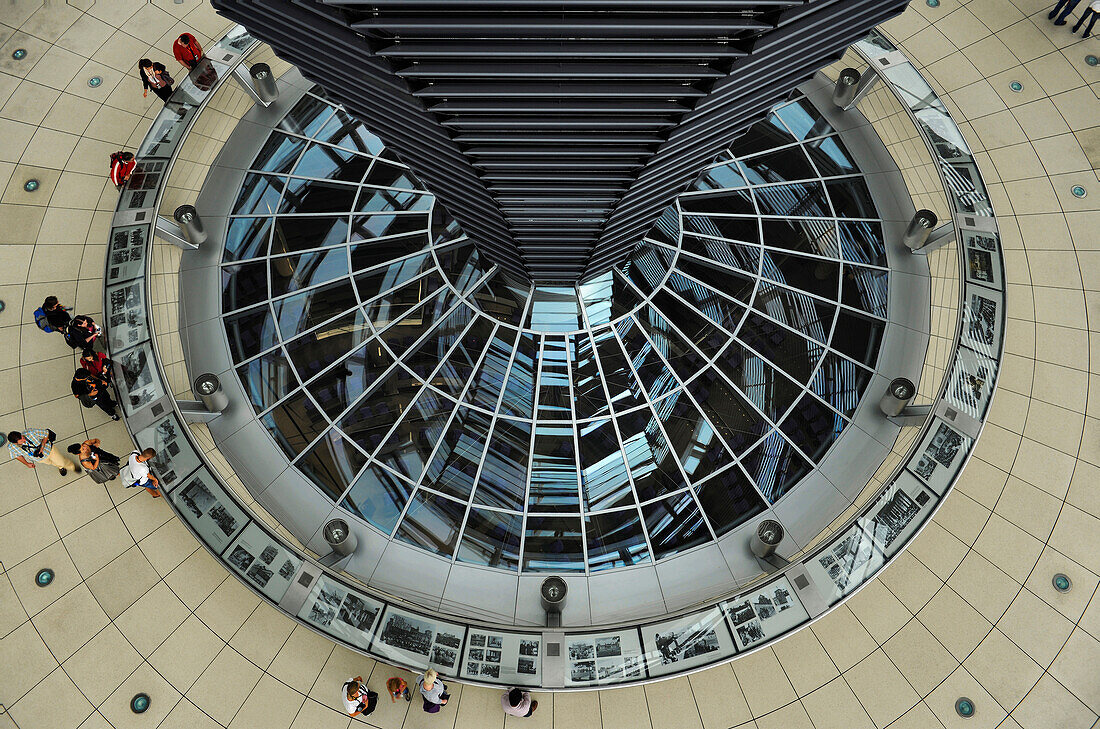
337,594,379,633
868,489,921,549
430,646,457,669
466,661,479,675
227,546,254,571
725,578,810,650
966,248,994,284
481,663,500,679
308,601,336,626
485,650,501,663
487,635,503,649
317,583,347,608
469,649,484,661
928,423,963,468
967,231,997,252
736,620,765,647
753,594,778,619
208,504,239,538
644,608,737,676
653,625,719,665
597,661,623,681
821,531,874,591
968,293,997,347
571,661,596,682
727,600,755,626
435,632,461,649
569,642,595,661
247,562,273,588
595,636,621,658
379,613,434,657
279,559,296,579
470,634,486,647
119,346,158,412
180,479,216,519
912,453,937,481
519,640,538,657
517,657,536,675
260,545,278,565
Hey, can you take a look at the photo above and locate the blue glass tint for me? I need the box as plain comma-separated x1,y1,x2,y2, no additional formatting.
374,389,457,482
425,406,493,501
394,490,467,557
340,464,414,534
471,272,530,327
812,351,872,420
522,515,585,572
806,136,857,176
779,393,845,464
530,286,581,333
577,419,633,511
664,271,747,334
673,254,757,304
570,332,610,420
223,216,272,261
355,188,432,214
586,508,650,571
693,466,765,536
740,430,813,503
773,98,834,141
838,221,887,268
250,131,307,174
842,265,889,319
404,304,473,380
592,327,646,414
238,349,298,413
224,305,277,362
737,311,826,383
271,216,349,254
752,282,836,344
686,369,769,456
464,326,520,411
654,394,732,484
616,407,687,503
578,269,643,328
641,491,710,560
434,317,493,399
260,388,327,459
268,249,349,299
297,429,367,502
273,280,358,341
615,317,679,402
293,142,370,182
473,418,531,511
825,177,877,219
283,94,335,138
529,424,580,512
306,339,394,419
714,341,801,423
233,174,284,216
353,253,431,297
759,248,839,301
631,305,710,381
457,508,522,571
279,178,358,214
377,286,460,360
363,272,443,331
498,333,539,419
622,241,675,297
338,366,421,455
691,161,749,191
537,338,571,420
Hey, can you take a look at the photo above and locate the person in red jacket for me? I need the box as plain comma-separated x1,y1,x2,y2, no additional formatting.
109,151,136,189
173,34,204,70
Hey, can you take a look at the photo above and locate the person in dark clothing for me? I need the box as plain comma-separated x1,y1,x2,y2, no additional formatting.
67,439,121,484
65,315,100,354
173,34,204,69
1072,0,1099,36
138,58,174,104
1050,0,1082,23
71,367,120,420
80,350,113,384
110,151,136,189
42,296,72,333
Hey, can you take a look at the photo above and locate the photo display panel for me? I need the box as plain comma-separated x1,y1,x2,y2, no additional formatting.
169,469,249,553
906,418,973,496
857,472,938,558
106,280,150,352
106,224,149,285
460,630,542,685
134,413,202,493
802,521,882,605
224,522,302,602
961,285,1003,357
563,628,645,687
116,342,164,417
945,346,998,420
961,227,1002,290
371,605,467,673
297,574,384,650
722,576,810,651
641,607,737,678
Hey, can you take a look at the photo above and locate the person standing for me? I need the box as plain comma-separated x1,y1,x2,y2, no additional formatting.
138,58,174,104
67,439,121,484
39,296,72,334
109,151,136,189
124,448,161,497
80,350,114,384
71,368,120,420
172,34,204,70
502,688,538,718
64,314,101,354
1050,0,1082,23
1072,0,1099,36
341,677,377,717
7,428,79,476
416,669,449,714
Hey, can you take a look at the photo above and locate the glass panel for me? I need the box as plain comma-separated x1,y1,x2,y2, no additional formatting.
691,161,749,191
350,213,430,243
404,304,472,380
297,429,367,502
679,234,760,273
473,419,530,511
740,145,817,184
464,326,520,411
616,317,679,401
237,349,297,413
283,94,334,138
683,215,760,246
760,217,841,259
279,178,358,214
570,332,610,420
434,317,493,399
759,248,839,301
268,248,349,298
537,338,571,420
674,255,757,304
338,365,421,455
270,215,349,254
694,466,765,536
522,516,584,572
805,135,857,176
529,424,580,513
364,272,443,331
498,333,538,419
577,419,633,511
842,265,889,319
812,351,872,419
586,509,650,571
223,216,272,261
273,280,357,340
340,463,414,533
615,407,687,503
260,388,327,459
425,406,493,501
233,173,284,215
653,394,732,484
838,220,887,268
530,286,581,332
740,431,812,504
224,305,277,362
678,190,755,216
714,341,801,423
284,307,371,382
293,142,370,183
394,490,467,557
641,491,709,560
457,508,522,571
736,311,825,383
355,187,432,214
830,309,885,368
306,339,393,419
779,393,844,464
222,260,267,313
374,389,457,482
622,241,674,296
686,369,769,455
631,305,709,382
825,177,877,219
774,98,833,140
664,271,746,334
353,254,431,298
752,283,836,344
592,327,646,414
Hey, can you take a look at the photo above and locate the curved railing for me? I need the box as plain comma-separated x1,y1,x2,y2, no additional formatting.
106,26,1004,690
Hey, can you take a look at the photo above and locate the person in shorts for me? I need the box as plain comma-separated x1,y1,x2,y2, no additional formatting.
341,677,377,717
126,448,161,498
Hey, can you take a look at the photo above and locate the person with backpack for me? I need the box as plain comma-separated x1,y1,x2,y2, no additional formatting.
71,367,120,420
341,677,377,717
502,688,538,718
110,151,136,189
138,58,174,104
122,448,160,497
34,296,72,334
416,669,449,714
7,428,79,476
67,438,121,484
172,33,204,69
386,677,411,703
65,315,101,354
80,350,114,384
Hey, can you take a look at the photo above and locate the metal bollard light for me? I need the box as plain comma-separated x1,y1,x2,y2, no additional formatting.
903,209,938,251
879,377,916,417
194,373,229,413
540,577,567,627
323,518,358,557
832,68,861,108
750,519,784,559
174,205,208,247
250,63,279,104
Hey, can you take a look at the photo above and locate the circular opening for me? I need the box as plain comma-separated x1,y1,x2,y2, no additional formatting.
1053,573,1072,593
1071,185,1087,199
35,568,54,587
23,179,39,192
1086,55,1098,67
926,0,940,6
11,48,27,61
1009,81,1023,92
955,698,975,717
757,520,784,546
130,693,151,714
324,518,350,545
88,76,102,88
541,577,568,603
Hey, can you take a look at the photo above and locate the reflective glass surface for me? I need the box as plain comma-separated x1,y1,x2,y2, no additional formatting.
222,88,888,574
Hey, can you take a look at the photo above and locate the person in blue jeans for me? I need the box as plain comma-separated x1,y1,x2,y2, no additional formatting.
1050,0,1081,24
1072,0,1099,36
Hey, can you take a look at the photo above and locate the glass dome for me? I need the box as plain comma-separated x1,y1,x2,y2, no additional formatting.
220,87,889,574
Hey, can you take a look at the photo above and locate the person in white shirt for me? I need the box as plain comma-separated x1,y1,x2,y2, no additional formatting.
341,677,376,717
502,687,538,718
126,448,161,498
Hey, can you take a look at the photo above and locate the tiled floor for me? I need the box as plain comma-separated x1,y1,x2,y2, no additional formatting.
0,1,1098,728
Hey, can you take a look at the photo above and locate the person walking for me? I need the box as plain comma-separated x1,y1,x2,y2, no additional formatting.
416,669,449,714
502,688,538,718
71,367,120,420
109,151,136,189
64,314,101,354
1050,0,1082,23
123,448,161,497
341,676,378,717
1072,0,1099,35
67,439,121,484
37,296,72,334
172,33,204,70
7,428,79,476
138,58,174,104
80,350,113,384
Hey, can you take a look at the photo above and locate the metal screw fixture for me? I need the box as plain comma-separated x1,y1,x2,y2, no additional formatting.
130,693,151,713
955,697,975,718
1071,185,1087,199
35,568,54,587
88,76,102,87
1053,573,1072,593
23,179,39,192
1086,55,1098,67
1009,81,1023,92
11,48,27,60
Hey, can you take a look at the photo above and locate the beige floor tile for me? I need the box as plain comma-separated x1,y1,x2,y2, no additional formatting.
730,648,795,718
844,649,919,729
917,586,993,662
1012,674,1096,729
800,677,875,729
1024,547,1099,623
997,587,1075,667
62,508,134,578
845,579,911,644
61,623,141,705
113,579,189,657
311,645,378,712
3,539,80,619
927,665,1005,729
548,689,599,729
43,478,113,538
161,541,227,614
752,700,813,729
905,520,968,582
139,516,200,577
886,701,947,729
149,613,225,692
1048,504,1100,578
267,623,334,694
0,572,28,639
973,514,1044,583
599,685,651,729
228,674,306,729
687,662,753,729
882,618,958,696
7,665,93,729
113,484,173,542
932,490,990,547
644,677,703,729
0,457,47,520
31,582,108,662
962,628,1042,711
947,551,1021,624
289,699,352,729
1049,628,1100,713
100,660,182,729
453,683,506,729
195,574,262,640
877,551,944,614
0,620,58,704
809,605,877,672
229,601,296,670
189,645,264,724
158,698,226,729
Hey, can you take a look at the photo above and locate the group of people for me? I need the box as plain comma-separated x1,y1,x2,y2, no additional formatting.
1049,0,1099,37
37,296,119,421
342,671,538,719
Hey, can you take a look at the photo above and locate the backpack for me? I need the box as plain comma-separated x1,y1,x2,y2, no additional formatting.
118,451,141,486
33,307,53,332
